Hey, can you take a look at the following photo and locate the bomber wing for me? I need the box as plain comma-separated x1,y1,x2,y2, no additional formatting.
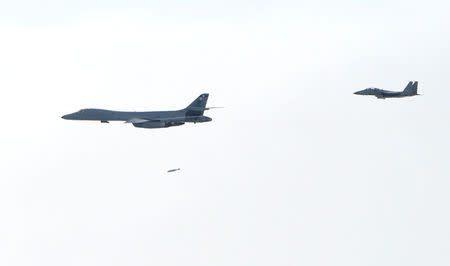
126,117,189,128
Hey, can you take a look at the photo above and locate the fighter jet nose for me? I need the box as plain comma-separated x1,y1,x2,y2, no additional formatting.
61,115,67,119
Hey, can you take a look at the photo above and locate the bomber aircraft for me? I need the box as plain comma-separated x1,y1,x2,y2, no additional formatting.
354,81,419,99
62,94,216,128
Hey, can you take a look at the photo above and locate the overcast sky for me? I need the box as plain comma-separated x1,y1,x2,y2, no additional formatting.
1,1,450,266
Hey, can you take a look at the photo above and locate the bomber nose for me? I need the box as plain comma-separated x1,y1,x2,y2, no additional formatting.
354,90,363,95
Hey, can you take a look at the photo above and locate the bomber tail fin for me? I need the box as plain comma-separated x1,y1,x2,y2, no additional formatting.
184,93,209,117
403,81,418,95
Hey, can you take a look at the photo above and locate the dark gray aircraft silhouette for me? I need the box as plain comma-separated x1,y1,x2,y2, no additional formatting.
354,81,419,99
62,94,215,128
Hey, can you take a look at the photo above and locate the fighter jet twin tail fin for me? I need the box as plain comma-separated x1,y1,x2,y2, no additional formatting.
403,81,419,96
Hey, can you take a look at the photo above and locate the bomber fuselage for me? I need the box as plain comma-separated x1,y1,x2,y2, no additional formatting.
61,94,214,129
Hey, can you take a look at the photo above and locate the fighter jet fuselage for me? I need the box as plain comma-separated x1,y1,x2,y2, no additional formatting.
354,81,419,99
62,94,213,128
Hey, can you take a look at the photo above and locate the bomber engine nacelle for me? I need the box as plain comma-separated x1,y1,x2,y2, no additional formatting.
132,121,185,128
196,116,212,123
132,121,165,128
165,121,185,127
185,116,212,123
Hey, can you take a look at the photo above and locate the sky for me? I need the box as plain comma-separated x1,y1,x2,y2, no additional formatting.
1,1,450,265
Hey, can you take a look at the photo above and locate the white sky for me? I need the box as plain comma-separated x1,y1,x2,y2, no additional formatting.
1,1,450,265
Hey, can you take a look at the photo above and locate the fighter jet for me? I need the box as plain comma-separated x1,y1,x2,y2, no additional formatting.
354,81,419,99
167,168,180,173
62,94,216,128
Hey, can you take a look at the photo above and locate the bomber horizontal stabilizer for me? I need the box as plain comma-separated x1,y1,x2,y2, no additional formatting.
188,106,224,111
